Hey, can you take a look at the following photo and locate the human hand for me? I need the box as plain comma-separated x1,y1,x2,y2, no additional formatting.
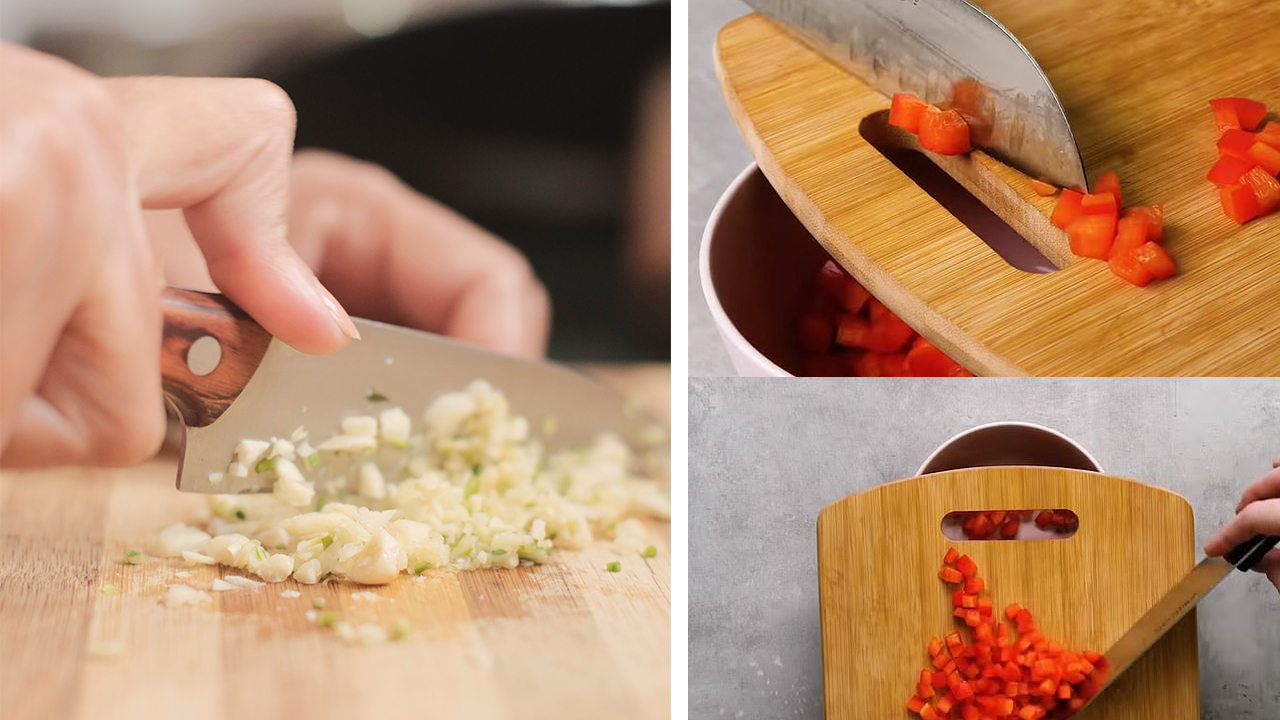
0,43,358,468
1204,458,1280,593
161,149,549,358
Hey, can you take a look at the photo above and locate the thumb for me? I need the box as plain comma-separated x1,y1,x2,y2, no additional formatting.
106,76,359,353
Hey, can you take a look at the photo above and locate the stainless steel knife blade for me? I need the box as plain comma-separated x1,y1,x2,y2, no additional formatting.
743,0,1088,189
174,317,662,494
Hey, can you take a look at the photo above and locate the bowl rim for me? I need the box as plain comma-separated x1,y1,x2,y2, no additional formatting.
916,421,1103,475
698,162,793,377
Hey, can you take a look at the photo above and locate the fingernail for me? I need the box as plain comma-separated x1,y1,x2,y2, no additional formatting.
317,283,360,340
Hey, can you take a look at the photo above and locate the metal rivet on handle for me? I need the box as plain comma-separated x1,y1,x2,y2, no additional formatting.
187,335,222,376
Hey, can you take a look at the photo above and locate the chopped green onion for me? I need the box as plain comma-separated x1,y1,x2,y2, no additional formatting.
464,475,480,499
275,543,287,551
319,535,334,550
548,532,558,540
313,598,326,609
306,453,320,468
604,521,616,531
366,390,388,402
644,546,658,558
472,464,482,475
254,458,275,474
102,584,119,595
124,550,143,565
391,441,408,450
606,561,621,572
491,549,507,556
413,561,432,574
313,495,326,512
255,547,268,561
319,611,340,627
391,617,410,641
234,509,246,521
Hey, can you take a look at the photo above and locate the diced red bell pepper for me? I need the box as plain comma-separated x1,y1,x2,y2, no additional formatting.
1124,205,1164,243
889,93,930,134
816,260,850,300
940,567,964,584
798,314,835,353
1109,249,1153,287
1207,155,1256,187
1110,215,1150,258
866,297,890,322
837,279,871,314
1246,141,1280,176
1258,122,1280,150
1210,97,1267,132
943,548,960,566
1219,129,1257,160
1066,214,1117,260
802,353,848,377
918,108,973,155
905,338,969,377
835,315,871,349
954,554,978,578
1092,171,1122,208
1079,192,1118,216
856,352,909,377
1240,166,1280,215
1131,242,1177,281
1050,189,1085,229
1029,179,1057,196
1221,183,1262,224
867,314,917,352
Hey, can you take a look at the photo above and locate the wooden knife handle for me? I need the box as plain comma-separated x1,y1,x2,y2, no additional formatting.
161,287,271,428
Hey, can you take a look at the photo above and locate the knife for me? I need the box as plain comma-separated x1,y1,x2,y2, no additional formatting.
742,0,1088,190
160,287,663,494
1079,533,1279,711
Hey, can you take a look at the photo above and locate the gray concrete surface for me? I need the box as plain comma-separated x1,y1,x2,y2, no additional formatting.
690,378,1280,719
690,0,751,377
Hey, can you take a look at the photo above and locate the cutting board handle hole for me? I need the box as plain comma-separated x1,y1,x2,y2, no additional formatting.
941,510,1079,541
859,112,1060,274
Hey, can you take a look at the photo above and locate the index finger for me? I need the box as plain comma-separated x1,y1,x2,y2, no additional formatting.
1236,465,1280,513
1204,498,1280,557
105,76,359,353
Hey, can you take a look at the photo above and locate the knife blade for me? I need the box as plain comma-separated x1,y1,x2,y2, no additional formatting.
742,0,1088,190
1080,533,1279,711
161,288,663,494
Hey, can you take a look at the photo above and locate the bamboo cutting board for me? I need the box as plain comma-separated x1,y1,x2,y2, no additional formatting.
0,368,670,720
716,5,1280,376
816,467,1199,720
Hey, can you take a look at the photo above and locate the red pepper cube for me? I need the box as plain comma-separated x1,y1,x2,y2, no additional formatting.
866,314,917,353
1240,166,1280,216
1051,189,1085,229
889,93,930,134
1079,192,1118,216
1207,155,1256,188
1247,142,1280,176
964,577,985,594
1111,215,1150,258
943,548,961,566
954,554,979,578
1211,97,1268,132
1124,205,1164,243
835,315,872,349
1219,129,1257,160
1130,242,1177,281
951,679,975,701
1067,214,1117,260
1221,183,1262,224
939,566,965,584
1258,122,1280,151
906,696,927,714
999,518,1020,538
918,107,973,155
1092,171,1122,208
1109,248,1154,287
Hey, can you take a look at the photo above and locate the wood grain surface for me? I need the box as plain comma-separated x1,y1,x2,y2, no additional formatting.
715,7,1280,376
817,467,1199,720
0,367,670,720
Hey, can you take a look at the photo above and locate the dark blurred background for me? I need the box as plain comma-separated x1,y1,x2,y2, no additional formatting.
6,0,671,363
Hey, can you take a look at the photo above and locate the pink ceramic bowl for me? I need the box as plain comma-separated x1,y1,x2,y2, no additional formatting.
699,163,822,376
916,422,1103,475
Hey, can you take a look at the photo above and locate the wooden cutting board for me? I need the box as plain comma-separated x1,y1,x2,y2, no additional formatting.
816,467,1199,720
715,6,1280,376
0,367,670,720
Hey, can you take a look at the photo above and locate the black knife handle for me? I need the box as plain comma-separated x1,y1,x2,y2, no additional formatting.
1226,535,1280,572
